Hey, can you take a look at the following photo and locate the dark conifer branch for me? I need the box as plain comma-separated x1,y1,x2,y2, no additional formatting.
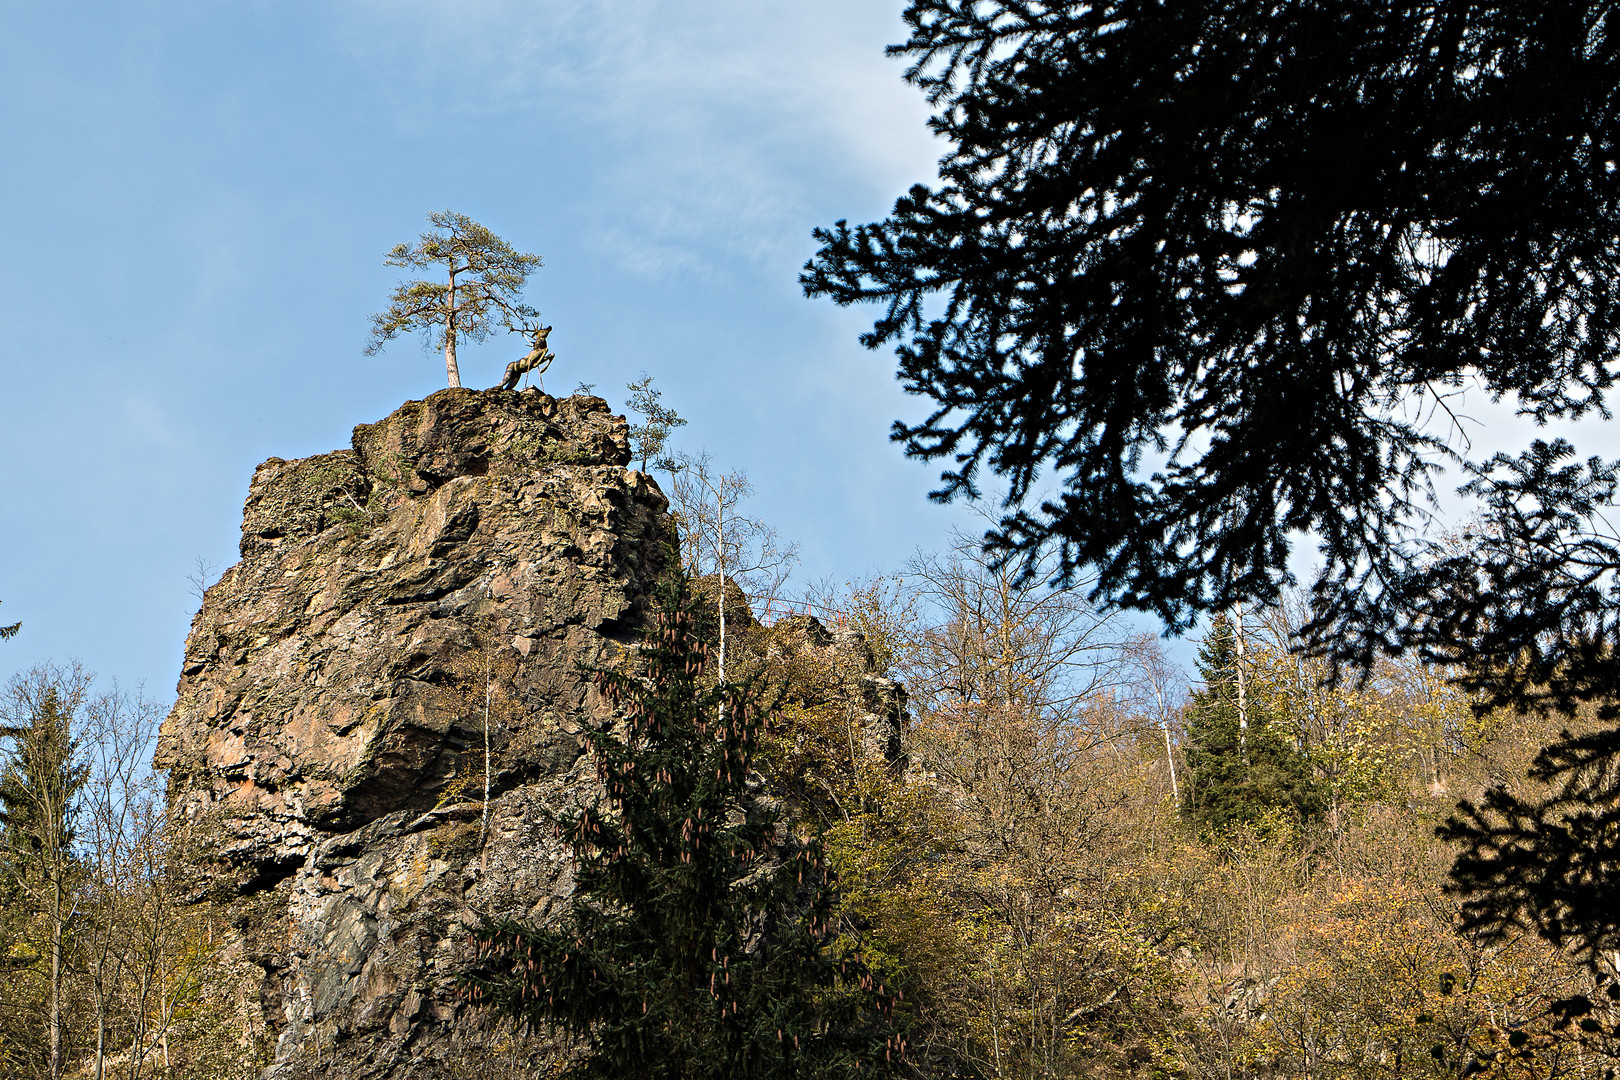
806,1,1620,628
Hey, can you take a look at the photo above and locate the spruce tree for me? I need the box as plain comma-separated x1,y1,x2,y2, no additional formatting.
805,1,1620,631
461,574,907,1079
0,672,90,1080
1182,618,1321,834
0,689,83,867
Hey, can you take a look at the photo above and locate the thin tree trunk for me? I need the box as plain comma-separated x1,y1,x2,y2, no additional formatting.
93,957,114,1080
715,491,728,687
50,883,63,1080
131,959,150,1080
1163,719,1180,802
444,269,462,387
989,962,1002,1078
1233,603,1248,762
1153,680,1179,802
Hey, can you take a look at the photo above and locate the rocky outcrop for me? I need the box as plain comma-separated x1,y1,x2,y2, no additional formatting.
156,387,911,1079
156,388,671,1078
766,613,909,767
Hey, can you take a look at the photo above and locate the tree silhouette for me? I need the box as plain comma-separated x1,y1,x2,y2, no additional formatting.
805,0,1620,993
804,1,1620,629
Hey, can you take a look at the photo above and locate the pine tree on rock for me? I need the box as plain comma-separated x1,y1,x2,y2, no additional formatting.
624,374,687,475
460,574,907,1080
1182,618,1322,834
366,210,541,389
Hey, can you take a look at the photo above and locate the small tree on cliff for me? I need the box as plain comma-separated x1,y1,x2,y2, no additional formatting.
625,374,686,475
366,210,541,389
461,574,907,1080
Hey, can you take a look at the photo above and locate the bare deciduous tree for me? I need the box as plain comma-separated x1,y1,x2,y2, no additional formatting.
78,681,206,1080
668,452,798,675
903,531,1128,736
1121,634,1189,803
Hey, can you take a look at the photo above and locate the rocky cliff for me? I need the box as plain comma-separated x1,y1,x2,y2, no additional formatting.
157,388,671,1078
156,388,908,1079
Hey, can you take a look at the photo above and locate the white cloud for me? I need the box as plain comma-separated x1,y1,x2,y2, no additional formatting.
337,1,940,277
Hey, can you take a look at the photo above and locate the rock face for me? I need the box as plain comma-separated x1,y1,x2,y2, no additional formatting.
156,389,672,1078
156,387,912,1079
767,613,909,766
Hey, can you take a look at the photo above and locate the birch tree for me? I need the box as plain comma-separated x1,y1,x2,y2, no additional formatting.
1121,634,1187,803
668,452,797,676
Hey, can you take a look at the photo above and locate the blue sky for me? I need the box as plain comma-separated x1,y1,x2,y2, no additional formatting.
1,1,977,698
5,3,1609,703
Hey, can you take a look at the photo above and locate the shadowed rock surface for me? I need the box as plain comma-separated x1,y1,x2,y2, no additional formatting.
156,388,671,1078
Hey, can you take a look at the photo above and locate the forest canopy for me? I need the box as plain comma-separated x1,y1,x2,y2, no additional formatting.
806,0,1620,1039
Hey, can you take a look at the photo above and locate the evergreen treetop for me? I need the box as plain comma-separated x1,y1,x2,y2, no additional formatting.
1182,617,1322,834
0,685,86,883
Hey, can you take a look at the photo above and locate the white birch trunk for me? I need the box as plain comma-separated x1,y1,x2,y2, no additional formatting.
716,492,727,687
1155,681,1180,802
1233,602,1248,762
